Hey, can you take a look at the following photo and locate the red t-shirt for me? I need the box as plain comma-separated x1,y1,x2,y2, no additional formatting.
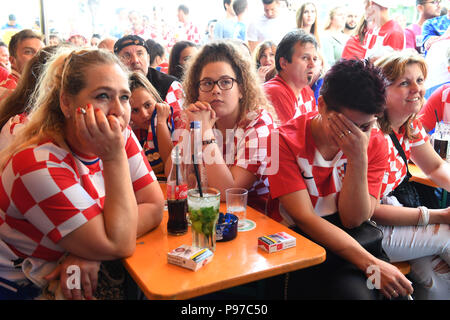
267,112,388,227
0,127,155,263
342,35,366,60
380,119,429,197
363,20,405,58
263,75,316,125
418,84,450,131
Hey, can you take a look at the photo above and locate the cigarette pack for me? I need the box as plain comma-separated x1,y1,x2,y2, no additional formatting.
167,244,214,271
258,232,296,253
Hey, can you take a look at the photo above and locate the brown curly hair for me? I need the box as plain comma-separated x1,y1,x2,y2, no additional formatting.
182,41,276,126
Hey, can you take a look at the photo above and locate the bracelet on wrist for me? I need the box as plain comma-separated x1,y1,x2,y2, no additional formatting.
417,206,430,226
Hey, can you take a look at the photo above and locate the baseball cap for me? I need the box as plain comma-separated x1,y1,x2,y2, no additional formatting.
371,0,398,8
114,35,149,55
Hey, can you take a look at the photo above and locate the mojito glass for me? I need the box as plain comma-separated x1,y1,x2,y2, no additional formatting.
188,188,221,251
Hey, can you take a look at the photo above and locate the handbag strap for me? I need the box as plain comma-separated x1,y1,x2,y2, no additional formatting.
389,132,412,179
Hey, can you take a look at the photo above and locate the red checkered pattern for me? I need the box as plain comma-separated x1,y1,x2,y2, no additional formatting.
166,22,201,49
0,70,19,103
165,81,185,112
228,109,275,198
268,113,387,227
363,20,405,59
418,84,450,131
380,119,429,197
175,109,275,199
264,75,317,125
0,127,155,263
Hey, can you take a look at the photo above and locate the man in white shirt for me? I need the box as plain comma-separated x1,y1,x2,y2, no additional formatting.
247,0,294,52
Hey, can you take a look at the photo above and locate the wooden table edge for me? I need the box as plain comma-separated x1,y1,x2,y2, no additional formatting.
123,251,326,300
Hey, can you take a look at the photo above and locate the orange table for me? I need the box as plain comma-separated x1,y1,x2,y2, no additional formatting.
123,204,326,300
408,164,438,188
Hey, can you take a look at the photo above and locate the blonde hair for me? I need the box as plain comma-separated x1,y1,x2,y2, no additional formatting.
324,6,344,31
374,50,428,140
183,41,277,126
129,71,163,103
0,48,127,170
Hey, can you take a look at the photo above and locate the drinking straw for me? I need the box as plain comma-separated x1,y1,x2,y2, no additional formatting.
435,110,442,138
192,154,203,197
175,146,179,185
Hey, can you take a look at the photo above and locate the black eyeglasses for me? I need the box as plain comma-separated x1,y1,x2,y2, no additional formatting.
422,0,440,5
198,77,237,92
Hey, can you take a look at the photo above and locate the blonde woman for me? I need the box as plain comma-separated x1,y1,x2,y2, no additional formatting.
0,48,164,299
129,72,184,175
321,6,349,67
374,51,450,299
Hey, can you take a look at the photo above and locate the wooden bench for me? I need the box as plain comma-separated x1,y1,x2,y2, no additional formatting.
392,261,411,275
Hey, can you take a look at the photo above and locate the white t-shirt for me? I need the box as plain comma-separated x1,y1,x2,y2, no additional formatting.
247,12,294,44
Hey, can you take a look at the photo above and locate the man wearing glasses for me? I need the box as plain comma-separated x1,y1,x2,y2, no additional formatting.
405,0,442,52
422,0,450,52
114,35,184,111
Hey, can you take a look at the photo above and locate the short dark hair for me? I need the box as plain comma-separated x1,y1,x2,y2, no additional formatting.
178,4,189,15
320,59,386,115
275,29,317,71
223,0,232,10
262,0,277,4
233,0,248,16
8,29,42,58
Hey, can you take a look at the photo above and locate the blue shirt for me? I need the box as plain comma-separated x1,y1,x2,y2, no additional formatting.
422,14,450,45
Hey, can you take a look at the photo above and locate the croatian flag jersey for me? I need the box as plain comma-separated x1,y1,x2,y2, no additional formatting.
363,20,405,59
264,75,316,125
268,112,388,227
0,127,156,275
418,84,450,131
380,119,429,197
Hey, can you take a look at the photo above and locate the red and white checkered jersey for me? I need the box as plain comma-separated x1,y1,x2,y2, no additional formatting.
268,112,388,227
380,119,429,197
363,20,405,59
418,84,450,131
165,81,185,112
0,127,156,264
225,109,275,199
264,75,317,125
166,22,201,49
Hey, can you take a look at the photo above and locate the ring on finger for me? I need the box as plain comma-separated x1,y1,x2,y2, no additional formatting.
346,130,351,135
339,133,345,138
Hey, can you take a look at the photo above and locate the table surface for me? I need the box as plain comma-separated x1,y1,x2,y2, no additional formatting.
123,194,326,300
408,164,438,188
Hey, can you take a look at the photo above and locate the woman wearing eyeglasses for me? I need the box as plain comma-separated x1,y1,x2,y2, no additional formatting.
170,41,277,212
0,48,164,299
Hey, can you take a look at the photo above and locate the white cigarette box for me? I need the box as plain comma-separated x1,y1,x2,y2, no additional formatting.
258,232,296,253
167,244,214,271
